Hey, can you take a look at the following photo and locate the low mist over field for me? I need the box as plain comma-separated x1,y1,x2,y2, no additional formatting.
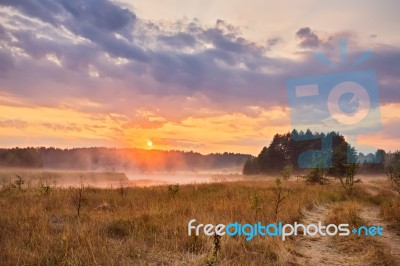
0,167,245,188
0,147,247,187
0,147,249,172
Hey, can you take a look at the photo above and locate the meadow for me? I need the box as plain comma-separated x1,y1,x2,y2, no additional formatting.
0,173,399,265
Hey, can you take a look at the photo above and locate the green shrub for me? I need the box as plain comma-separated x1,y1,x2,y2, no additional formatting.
168,184,180,198
281,165,293,180
304,168,328,184
38,180,52,196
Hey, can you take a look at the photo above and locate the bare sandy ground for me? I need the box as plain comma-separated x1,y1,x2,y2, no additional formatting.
360,206,400,261
291,204,356,265
288,182,400,265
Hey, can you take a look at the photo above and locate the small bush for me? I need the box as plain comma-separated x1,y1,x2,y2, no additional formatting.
273,178,286,221
207,234,221,266
38,180,52,196
304,168,328,185
281,165,293,180
387,164,400,195
70,180,88,217
105,219,133,239
251,193,262,219
338,163,360,195
168,184,180,198
15,175,25,190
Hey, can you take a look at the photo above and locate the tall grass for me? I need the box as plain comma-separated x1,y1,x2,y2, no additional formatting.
325,200,397,265
0,177,393,265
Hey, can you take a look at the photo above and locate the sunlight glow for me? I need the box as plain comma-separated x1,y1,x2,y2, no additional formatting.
147,140,153,148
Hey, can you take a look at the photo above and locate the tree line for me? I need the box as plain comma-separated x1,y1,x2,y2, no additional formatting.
0,147,250,172
243,129,392,177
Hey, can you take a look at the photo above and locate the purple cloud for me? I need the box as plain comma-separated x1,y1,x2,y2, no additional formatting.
0,1,398,120
296,27,321,49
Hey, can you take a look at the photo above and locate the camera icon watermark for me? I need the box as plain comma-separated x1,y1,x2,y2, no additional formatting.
286,39,381,168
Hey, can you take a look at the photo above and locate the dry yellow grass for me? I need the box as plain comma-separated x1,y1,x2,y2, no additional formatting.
0,169,127,188
322,201,397,265
0,176,398,265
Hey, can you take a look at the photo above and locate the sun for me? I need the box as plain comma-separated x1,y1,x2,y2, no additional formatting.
147,140,153,148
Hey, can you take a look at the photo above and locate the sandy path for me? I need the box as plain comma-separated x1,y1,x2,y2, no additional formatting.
289,202,400,265
288,204,357,265
361,183,400,261
359,207,400,261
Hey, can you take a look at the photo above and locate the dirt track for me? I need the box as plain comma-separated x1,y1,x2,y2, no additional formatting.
289,195,400,265
288,203,357,265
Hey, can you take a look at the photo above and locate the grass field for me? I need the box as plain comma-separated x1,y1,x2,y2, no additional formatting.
0,169,128,188
0,174,399,265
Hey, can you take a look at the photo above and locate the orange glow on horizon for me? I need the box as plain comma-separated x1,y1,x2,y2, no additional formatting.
0,94,398,155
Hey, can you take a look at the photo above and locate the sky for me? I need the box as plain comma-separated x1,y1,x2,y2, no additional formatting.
0,0,399,155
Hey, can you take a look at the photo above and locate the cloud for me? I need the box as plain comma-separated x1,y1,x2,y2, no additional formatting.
296,27,321,49
266,37,281,50
0,49,14,75
59,0,135,32
382,117,400,139
0,0,63,26
158,33,197,48
0,119,27,128
0,0,148,62
153,138,205,149
0,24,11,41
41,122,83,132
0,1,398,139
0,2,279,108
